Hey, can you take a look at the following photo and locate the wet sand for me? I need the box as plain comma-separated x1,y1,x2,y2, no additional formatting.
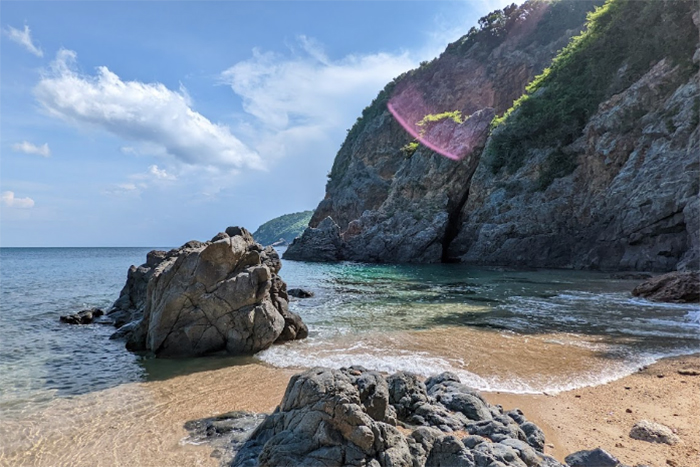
487,354,700,467
2,354,698,467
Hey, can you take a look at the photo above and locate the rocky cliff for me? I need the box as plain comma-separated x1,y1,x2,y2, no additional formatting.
285,0,699,272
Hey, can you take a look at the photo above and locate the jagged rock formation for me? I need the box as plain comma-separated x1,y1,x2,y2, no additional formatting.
59,307,105,325
285,0,603,263
230,367,563,467
451,49,700,271
632,271,700,303
287,0,699,272
108,227,307,357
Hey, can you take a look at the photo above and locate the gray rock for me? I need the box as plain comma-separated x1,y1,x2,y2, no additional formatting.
109,320,139,340
286,1,598,265
452,57,699,272
59,307,104,325
283,217,343,262
113,227,306,357
631,271,700,303
183,411,267,466
290,1,697,273
472,442,526,467
232,368,413,467
426,373,493,422
288,288,315,298
629,420,680,445
407,427,444,467
230,368,565,467
107,249,169,329
564,447,621,467
462,435,486,449
425,436,475,467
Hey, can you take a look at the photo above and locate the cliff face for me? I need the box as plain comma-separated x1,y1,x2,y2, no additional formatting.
286,0,699,271
450,0,699,272
287,0,601,263
451,59,699,271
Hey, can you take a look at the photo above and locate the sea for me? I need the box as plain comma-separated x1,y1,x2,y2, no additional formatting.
1,245,699,422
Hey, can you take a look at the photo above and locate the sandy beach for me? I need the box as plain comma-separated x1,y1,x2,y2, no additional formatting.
487,354,700,467
2,353,698,467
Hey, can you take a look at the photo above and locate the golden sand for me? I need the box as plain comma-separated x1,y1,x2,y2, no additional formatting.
1,334,698,467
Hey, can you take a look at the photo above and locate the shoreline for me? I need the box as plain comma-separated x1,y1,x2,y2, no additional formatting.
486,353,700,466
2,353,698,467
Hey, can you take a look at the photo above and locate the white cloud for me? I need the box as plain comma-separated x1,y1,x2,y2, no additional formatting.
221,36,416,137
1,191,35,209
148,164,177,181
34,49,263,171
129,164,177,182
4,25,43,57
11,141,51,157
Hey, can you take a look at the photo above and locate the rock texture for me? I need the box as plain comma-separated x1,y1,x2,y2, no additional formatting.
631,271,700,303
109,227,307,357
451,58,700,271
184,411,267,466
629,420,680,445
286,0,699,272
59,307,105,325
230,367,564,467
285,0,600,264
564,448,622,467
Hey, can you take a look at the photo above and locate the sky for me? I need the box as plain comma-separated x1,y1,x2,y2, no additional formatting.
1,0,512,247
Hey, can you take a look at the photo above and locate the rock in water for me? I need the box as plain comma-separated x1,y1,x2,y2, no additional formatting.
183,411,267,466
108,249,169,328
287,288,314,298
631,271,700,303
111,227,307,357
59,307,105,325
231,367,563,467
284,216,343,262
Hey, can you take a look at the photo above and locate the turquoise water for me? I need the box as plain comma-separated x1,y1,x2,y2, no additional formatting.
1,247,698,417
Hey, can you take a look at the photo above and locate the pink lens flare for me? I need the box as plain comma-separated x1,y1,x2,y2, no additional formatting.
386,83,481,161
387,102,461,161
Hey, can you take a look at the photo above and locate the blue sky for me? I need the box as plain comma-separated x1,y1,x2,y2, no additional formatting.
1,0,511,247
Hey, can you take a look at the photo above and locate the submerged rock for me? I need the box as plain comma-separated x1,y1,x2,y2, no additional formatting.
631,271,700,303
288,288,314,298
184,411,267,466
109,227,307,357
230,367,562,467
59,307,104,325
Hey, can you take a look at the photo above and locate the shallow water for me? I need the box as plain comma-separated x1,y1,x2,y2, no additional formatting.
263,250,700,393
1,246,698,415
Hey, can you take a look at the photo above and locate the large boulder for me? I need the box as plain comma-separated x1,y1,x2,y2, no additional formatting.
230,367,563,467
110,227,307,357
631,271,700,303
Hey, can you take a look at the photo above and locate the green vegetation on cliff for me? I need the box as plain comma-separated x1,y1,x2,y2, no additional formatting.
252,211,314,246
486,0,698,188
